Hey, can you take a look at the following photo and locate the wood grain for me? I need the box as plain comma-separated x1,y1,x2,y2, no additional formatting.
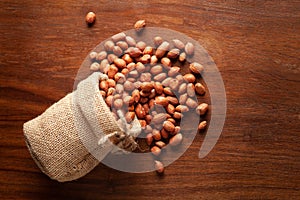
1,0,299,199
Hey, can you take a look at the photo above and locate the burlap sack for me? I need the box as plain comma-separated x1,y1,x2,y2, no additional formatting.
24,72,139,182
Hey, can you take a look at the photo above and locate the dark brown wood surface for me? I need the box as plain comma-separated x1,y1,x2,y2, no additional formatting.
1,0,299,199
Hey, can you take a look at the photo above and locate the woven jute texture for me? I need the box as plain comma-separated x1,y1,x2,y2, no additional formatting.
23,72,126,182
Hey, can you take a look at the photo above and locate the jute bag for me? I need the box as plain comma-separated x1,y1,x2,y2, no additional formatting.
24,72,140,182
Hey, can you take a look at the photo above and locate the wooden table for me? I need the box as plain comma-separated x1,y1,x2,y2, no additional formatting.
1,0,299,199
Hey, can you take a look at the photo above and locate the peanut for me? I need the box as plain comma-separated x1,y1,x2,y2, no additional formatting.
153,36,163,46
154,160,164,174
163,121,175,132
111,32,126,42
125,36,136,46
186,98,198,108
196,103,208,115
195,83,206,95
146,133,153,145
198,121,207,130
134,20,146,31
172,39,185,50
189,62,204,74
169,133,183,146
185,42,194,56
151,146,161,156
86,12,96,25
183,73,196,83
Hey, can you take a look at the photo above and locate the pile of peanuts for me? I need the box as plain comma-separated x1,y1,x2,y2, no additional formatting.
89,27,208,173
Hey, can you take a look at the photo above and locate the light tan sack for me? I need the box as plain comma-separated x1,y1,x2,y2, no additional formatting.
24,72,141,182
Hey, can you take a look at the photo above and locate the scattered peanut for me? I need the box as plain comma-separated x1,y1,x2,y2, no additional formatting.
134,20,146,31
85,12,96,25
198,121,207,131
154,160,164,174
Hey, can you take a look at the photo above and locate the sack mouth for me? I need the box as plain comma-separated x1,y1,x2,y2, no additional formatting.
24,131,49,176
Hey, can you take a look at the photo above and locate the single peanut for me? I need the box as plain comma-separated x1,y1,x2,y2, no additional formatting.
135,104,146,119
169,79,179,91
161,77,172,87
166,96,179,105
168,66,180,77
167,104,175,114
152,113,166,124
104,40,114,52
116,41,129,51
185,42,195,56
125,36,137,46
183,73,196,83
124,80,135,91
113,46,123,57
153,36,163,46
174,126,181,135
169,133,183,146
155,41,170,58
198,121,207,130
111,32,126,42
150,65,163,75
126,47,142,57
89,51,98,60
155,96,169,107
96,51,107,61
163,87,174,96
143,46,153,55
178,83,187,94
172,39,185,50
99,81,108,92
107,54,117,63
195,83,206,95
134,19,146,31
173,112,182,119
100,59,109,73
99,90,106,97
152,129,162,140
196,103,208,115
161,57,171,67
136,62,146,73
90,62,100,71
153,82,164,95
154,160,164,174
136,41,147,51
139,120,147,128
114,72,125,83
132,89,140,103
179,52,186,62
150,55,158,65
175,105,189,112
146,133,153,145
161,128,169,139
155,141,166,148
163,121,175,132
167,117,176,124
140,82,153,92
153,73,167,82
189,62,204,74
187,83,195,97
179,93,188,105
107,87,116,96
86,12,96,25
105,95,114,107
186,98,198,108
167,48,180,59
140,73,152,82
125,112,135,123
